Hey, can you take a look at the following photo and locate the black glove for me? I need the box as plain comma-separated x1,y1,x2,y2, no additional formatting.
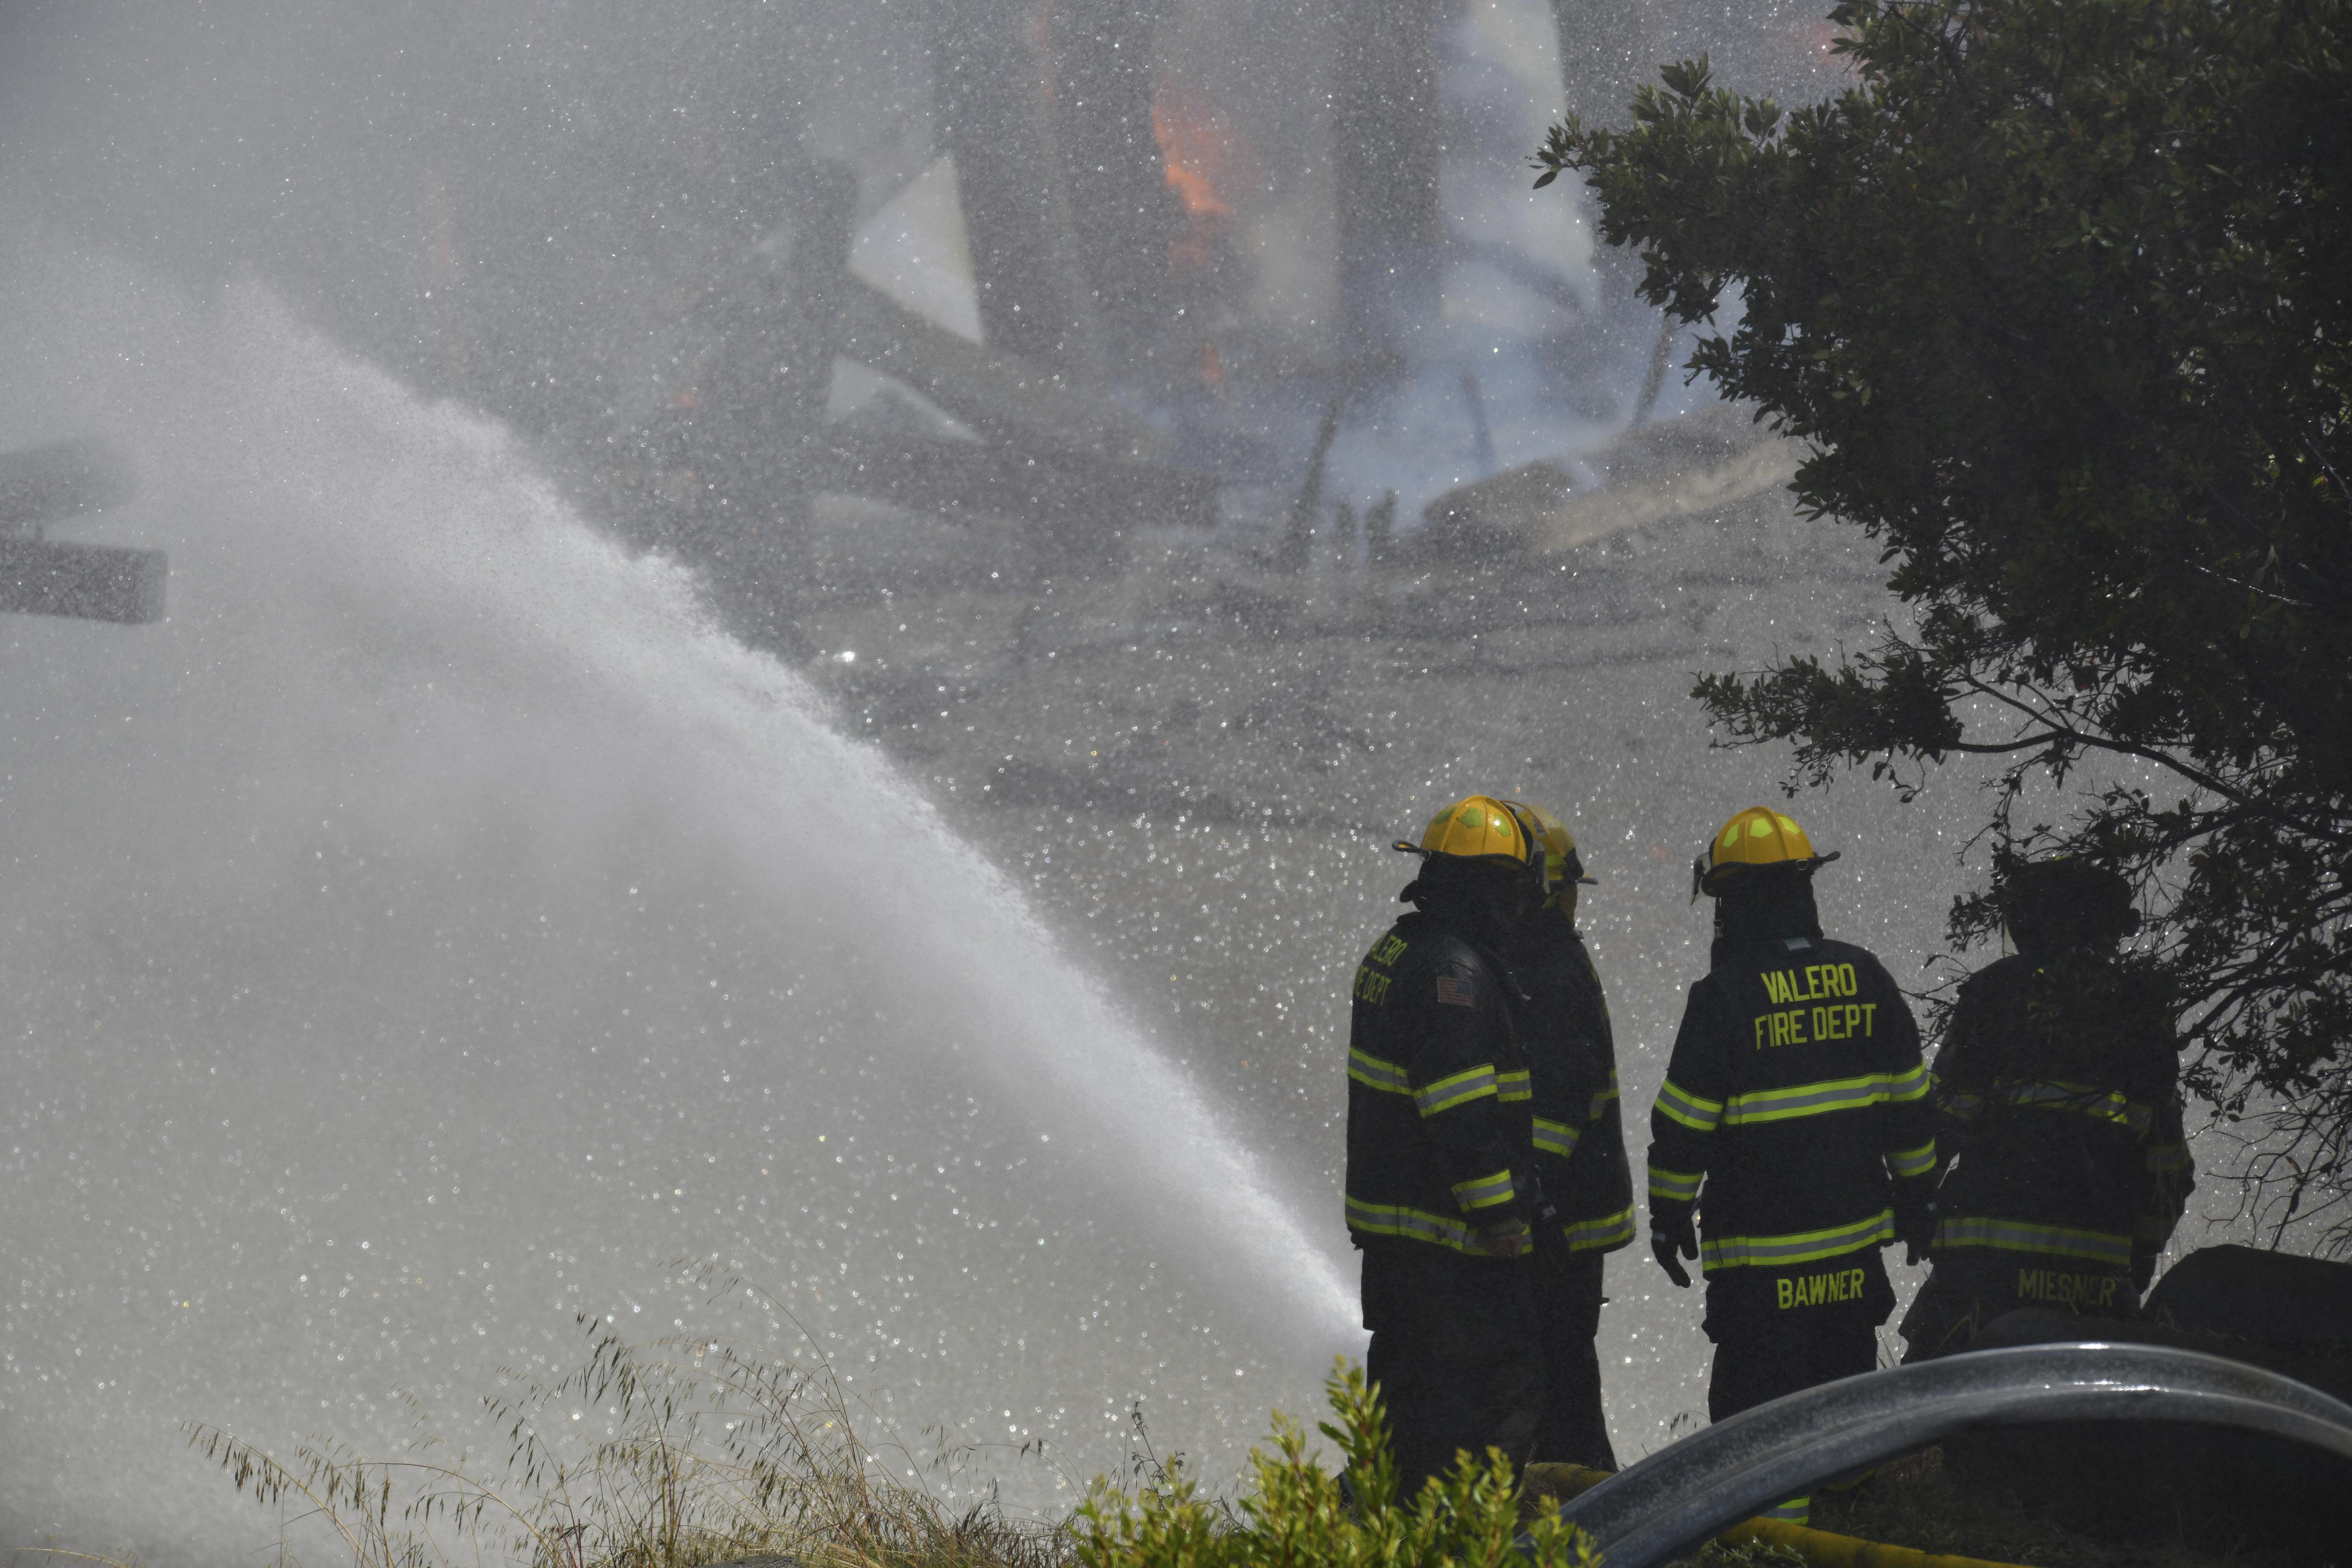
1894,1200,1935,1267
1651,1214,1697,1289
1530,1185,1569,1274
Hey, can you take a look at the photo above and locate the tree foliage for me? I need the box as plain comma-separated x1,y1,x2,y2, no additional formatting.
1534,0,2352,1241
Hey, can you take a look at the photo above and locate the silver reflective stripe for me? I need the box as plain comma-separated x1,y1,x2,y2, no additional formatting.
1648,1165,1703,1203
1533,1117,1581,1159
1933,1214,2132,1267
1347,1049,1411,1094
1416,1065,1499,1116
1887,1140,1936,1179
1656,1077,1723,1131
1452,1168,1517,1211
1497,1068,1532,1103
1700,1210,1892,1270
1994,1079,2153,1134
1561,1206,1635,1251
1344,1195,1476,1252
1722,1074,1886,1124
1589,1068,1621,1122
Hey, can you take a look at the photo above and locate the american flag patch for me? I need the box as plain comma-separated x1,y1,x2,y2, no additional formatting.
1434,976,1474,1007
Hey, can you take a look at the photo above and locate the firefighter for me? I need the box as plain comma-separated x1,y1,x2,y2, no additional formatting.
1646,807,1935,1525
1347,794,1547,1496
1501,805,1633,1470
1900,858,2194,1360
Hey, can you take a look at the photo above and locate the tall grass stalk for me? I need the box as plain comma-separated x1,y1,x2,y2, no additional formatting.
189,1274,1067,1568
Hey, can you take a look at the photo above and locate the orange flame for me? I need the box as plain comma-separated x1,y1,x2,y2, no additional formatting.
1151,86,1240,224
1152,81,1251,390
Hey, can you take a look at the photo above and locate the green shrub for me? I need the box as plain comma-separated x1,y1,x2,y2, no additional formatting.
1076,1361,1597,1568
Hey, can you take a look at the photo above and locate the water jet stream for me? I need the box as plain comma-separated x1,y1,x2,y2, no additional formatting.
0,257,1359,1561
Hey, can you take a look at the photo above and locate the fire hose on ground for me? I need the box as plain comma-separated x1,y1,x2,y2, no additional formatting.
1519,1342,2352,1568
1528,1463,2024,1568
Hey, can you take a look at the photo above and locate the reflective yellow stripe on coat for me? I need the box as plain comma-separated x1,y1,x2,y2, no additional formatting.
1347,1048,1410,1094
1701,1209,1892,1270
1561,1206,1635,1253
1648,1165,1703,1203
1451,1168,1518,1212
1887,1140,1936,1179
1533,1116,1581,1159
1416,1065,1499,1117
1933,1215,2131,1268
1656,1077,1723,1131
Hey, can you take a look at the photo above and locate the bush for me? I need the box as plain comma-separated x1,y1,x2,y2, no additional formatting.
1076,1361,1596,1568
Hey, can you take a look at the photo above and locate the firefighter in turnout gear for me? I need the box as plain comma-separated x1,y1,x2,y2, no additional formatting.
1900,858,2194,1361
1500,805,1632,1470
1347,794,1547,1495
1647,807,1935,1526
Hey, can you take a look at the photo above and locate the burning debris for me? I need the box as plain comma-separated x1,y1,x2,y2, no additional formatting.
0,437,165,624
1413,405,1799,565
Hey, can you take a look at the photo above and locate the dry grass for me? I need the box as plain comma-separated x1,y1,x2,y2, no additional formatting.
189,1270,1073,1568
183,1333,1600,1568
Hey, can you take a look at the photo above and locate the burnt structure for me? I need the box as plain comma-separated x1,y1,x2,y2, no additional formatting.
1331,0,1446,363
0,438,165,625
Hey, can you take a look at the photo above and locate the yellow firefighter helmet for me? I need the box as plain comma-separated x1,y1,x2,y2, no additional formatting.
1395,794,1542,875
1520,802,1596,889
1693,804,1839,898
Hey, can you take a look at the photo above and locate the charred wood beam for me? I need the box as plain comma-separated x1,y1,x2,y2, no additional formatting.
0,538,167,624
927,0,1105,385
1048,0,1183,366
832,276,1172,463
814,430,1214,531
0,438,167,624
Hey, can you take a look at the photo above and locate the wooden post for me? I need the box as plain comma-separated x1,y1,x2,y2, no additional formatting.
1283,388,1349,572
1047,0,1183,375
1365,490,1398,570
1331,0,1446,360
685,159,858,658
927,0,1105,386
